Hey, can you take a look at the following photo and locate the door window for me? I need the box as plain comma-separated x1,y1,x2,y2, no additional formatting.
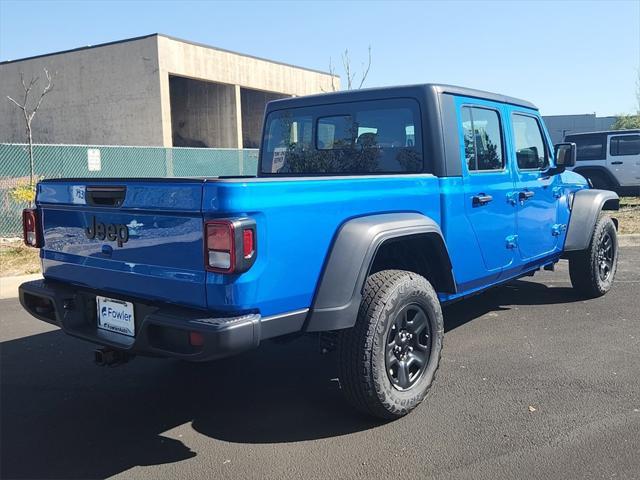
565,133,607,161
461,107,504,172
610,135,640,156
512,114,549,170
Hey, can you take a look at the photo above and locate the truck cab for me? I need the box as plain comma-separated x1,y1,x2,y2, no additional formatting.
19,84,619,419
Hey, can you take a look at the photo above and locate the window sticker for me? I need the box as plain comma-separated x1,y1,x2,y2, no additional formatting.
272,147,287,173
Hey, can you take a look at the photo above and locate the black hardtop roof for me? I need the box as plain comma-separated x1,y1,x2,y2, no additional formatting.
565,129,640,137
266,83,538,111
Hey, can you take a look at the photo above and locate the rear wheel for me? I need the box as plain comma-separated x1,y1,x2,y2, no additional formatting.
569,216,618,298
338,270,443,419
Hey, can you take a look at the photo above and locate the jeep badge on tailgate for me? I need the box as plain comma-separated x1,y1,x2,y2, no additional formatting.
85,216,129,247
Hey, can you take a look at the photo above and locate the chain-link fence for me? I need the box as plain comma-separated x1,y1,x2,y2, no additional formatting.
0,143,259,236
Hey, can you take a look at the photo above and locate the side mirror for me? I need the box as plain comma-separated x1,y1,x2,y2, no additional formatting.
555,142,577,168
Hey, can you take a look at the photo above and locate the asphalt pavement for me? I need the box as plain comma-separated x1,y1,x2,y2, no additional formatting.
1,248,639,480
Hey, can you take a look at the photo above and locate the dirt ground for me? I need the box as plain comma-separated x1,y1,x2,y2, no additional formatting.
0,240,41,277
617,196,640,235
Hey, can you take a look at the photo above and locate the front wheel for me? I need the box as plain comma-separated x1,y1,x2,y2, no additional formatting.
338,270,444,419
569,215,618,298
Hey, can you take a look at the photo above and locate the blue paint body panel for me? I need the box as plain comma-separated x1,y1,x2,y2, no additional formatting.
201,175,443,315
34,89,590,328
38,180,208,308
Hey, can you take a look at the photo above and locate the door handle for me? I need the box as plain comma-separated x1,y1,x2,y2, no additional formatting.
519,190,535,201
472,194,493,206
611,161,623,165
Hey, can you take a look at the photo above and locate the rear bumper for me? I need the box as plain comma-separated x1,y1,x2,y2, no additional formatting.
19,279,306,361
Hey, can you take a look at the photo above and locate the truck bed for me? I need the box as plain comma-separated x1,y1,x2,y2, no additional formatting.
37,175,445,316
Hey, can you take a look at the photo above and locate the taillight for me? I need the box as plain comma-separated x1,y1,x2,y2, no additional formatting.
22,209,42,248
243,228,255,259
206,221,235,272
205,218,256,273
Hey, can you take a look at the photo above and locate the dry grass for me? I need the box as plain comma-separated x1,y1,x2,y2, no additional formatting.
0,240,41,276
616,197,640,235
620,196,640,207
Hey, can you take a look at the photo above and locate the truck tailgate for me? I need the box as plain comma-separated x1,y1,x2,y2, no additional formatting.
38,179,208,308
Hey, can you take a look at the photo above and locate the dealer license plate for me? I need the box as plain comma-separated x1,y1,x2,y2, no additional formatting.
96,296,135,337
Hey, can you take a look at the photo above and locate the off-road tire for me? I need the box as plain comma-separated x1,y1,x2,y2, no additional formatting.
337,270,444,419
569,215,618,298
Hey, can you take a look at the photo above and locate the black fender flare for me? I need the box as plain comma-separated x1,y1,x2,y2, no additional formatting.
564,189,619,252
304,212,455,332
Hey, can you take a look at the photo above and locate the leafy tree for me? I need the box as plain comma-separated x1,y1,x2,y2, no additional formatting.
612,71,640,130
611,114,640,130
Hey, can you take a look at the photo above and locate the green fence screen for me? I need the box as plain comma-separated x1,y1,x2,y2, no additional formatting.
0,144,259,236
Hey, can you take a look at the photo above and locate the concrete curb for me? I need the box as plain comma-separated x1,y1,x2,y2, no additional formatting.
0,273,41,300
0,235,638,300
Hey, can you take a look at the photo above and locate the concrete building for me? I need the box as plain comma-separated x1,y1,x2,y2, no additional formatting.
0,34,338,148
543,114,618,144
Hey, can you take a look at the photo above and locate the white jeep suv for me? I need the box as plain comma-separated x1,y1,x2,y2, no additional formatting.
565,130,640,193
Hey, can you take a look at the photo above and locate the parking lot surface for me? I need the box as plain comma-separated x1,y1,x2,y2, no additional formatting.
1,247,639,480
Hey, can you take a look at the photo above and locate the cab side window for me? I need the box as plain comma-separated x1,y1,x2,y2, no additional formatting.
461,106,504,172
512,114,549,170
610,135,640,156
566,133,606,161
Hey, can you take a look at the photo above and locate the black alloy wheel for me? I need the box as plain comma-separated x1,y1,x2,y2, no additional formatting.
596,231,614,282
385,303,432,390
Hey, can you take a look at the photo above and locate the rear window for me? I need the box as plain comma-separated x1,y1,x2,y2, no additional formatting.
565,133,607,161
260,98,423,175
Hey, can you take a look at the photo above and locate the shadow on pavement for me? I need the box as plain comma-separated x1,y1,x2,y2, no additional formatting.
443,279,583,332
1,277,583,479
0,331,379,479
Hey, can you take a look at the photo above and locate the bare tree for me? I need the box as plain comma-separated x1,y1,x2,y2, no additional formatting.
6,68,54,200
325,46,372,92
327,57,338,92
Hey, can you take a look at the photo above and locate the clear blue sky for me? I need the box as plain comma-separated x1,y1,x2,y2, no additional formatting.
1,0,638,116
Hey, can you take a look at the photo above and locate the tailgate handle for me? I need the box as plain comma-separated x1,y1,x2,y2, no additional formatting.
86,186,126,207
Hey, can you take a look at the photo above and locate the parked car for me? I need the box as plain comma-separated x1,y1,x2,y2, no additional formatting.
564,130,640,192
19,84,620,419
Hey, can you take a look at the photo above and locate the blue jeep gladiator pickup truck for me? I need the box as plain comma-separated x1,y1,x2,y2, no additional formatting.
19,84,620,419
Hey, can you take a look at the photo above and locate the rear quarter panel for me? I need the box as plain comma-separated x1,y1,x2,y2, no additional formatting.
203,175,442,316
